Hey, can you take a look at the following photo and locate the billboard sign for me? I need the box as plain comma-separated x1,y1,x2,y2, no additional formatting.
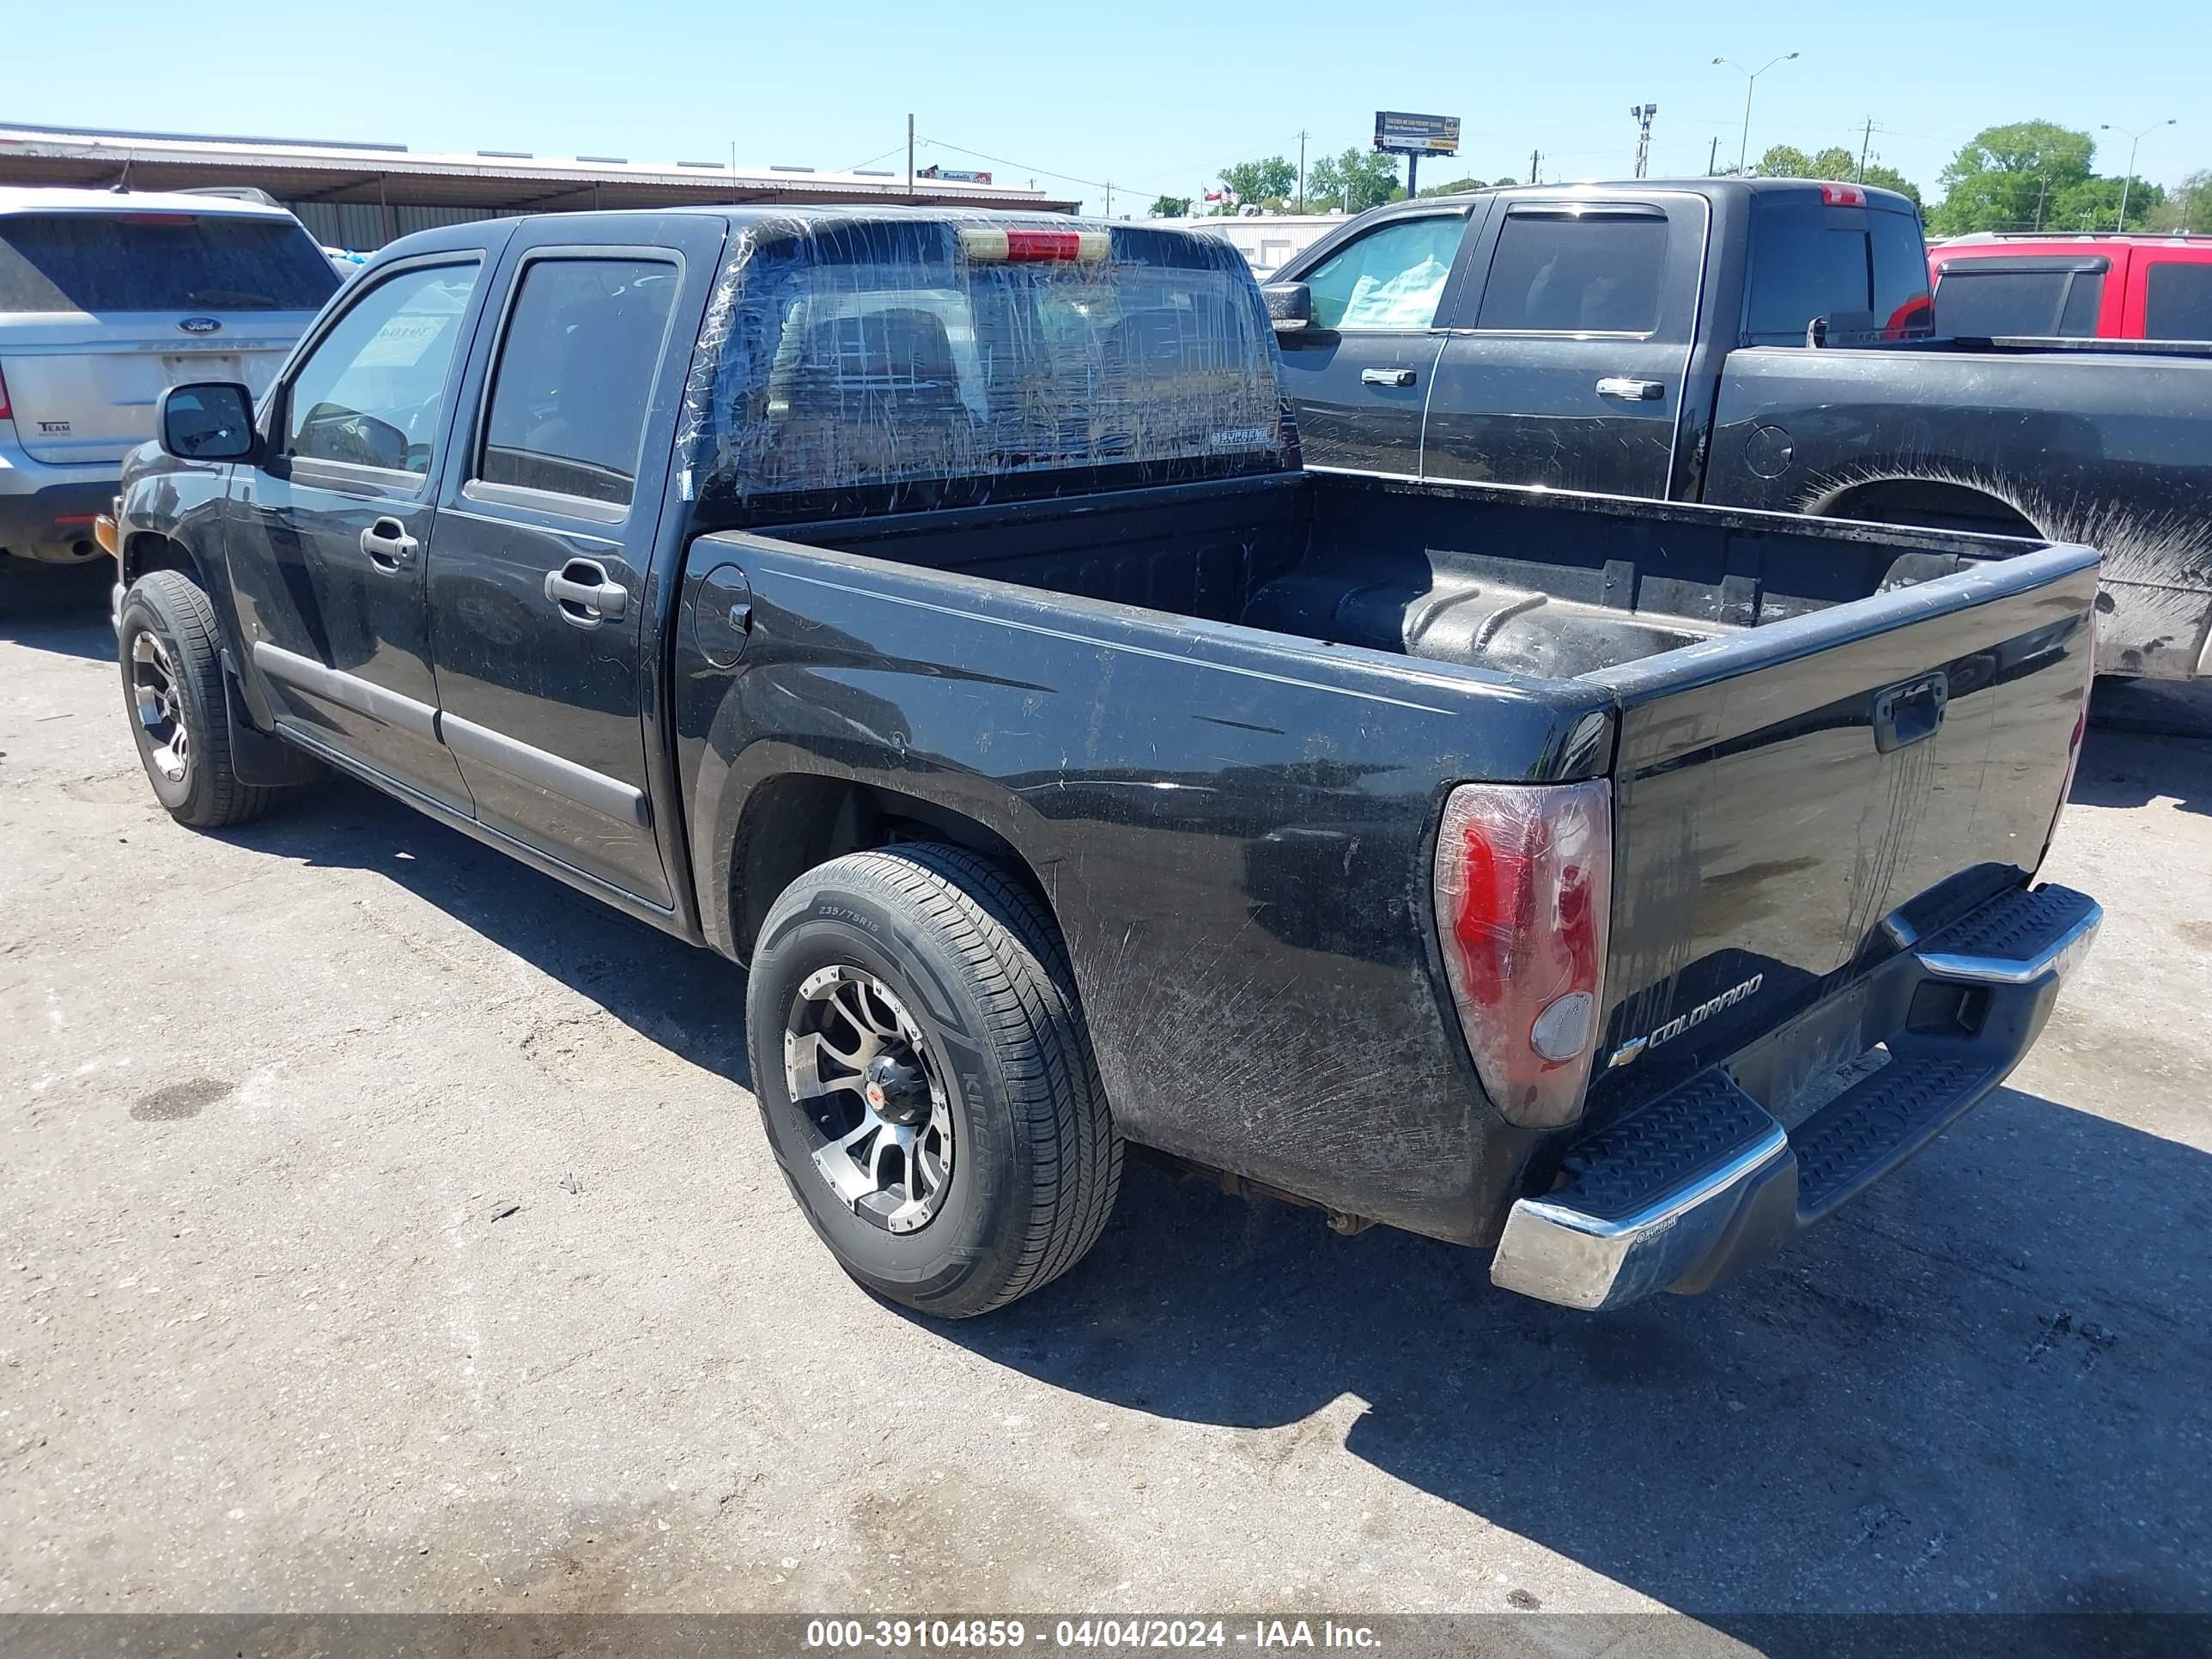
1373,112,1461,156
917,164,994,185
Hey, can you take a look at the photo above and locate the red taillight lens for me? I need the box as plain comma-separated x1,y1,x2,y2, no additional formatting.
0,363,11,421
1433,781,1613,1128
1819,182,1867,206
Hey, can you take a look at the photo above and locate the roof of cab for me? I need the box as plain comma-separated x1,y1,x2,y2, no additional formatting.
0,184,301,219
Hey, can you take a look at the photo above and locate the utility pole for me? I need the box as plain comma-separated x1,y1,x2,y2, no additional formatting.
2033,176,2051,230
906,113,915,200
1528,149,1541,185
1706,136,1719,176
1631,104,1657,179
1103,181,1112,218
1296,129,1308,212
1856,118,1875,182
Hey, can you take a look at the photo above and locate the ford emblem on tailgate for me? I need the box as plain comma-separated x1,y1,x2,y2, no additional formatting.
178,317,222,334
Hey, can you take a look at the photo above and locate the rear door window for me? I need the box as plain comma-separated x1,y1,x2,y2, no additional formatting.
2144,262,2212,341
1938,267,2105,337
0,212,338,313
477,257,680,507
1301,215,1468,331
1474,213,1668,333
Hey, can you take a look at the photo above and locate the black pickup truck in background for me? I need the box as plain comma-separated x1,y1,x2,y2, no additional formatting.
1262,178,2212,680
109,207,2099,1320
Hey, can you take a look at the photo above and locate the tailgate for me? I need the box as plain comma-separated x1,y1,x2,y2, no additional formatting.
1577,542,2099,1124
1,327,297,465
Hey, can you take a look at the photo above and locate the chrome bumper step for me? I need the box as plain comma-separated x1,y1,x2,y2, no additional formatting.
1492,884,2100,1311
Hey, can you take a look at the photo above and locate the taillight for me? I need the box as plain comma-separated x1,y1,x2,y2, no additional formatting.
1433,781,1613,1129
957,227,1109,264
0,363,11,421
1819,182,1867,206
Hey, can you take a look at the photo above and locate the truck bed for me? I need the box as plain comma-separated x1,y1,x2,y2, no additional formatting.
763,467,2046,680
706,469,2096,1228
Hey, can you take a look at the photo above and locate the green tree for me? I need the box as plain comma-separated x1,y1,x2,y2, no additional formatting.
1149,194,1191,219
1929,120,2097,234
1308,148,1404,213
1750,144,1815,179
1220,156,1297,208
1419,175,1489,198
2049,174,2166,231
2148,168,2211,231
1861,162,1922,207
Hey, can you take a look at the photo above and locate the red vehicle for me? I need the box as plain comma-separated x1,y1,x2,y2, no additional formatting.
1929,232,2212,341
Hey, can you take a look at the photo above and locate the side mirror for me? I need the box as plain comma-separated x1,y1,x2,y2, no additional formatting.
1261,282,1313,334
157,382,258,463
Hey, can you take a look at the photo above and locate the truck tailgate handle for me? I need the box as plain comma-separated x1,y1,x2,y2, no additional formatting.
1596,377,1666,401
1361,367,1419,387
544,560,629,626
359,518,418,571
1873,672,1950,753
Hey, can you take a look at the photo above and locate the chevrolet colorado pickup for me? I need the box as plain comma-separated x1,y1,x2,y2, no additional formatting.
1264,178,2212,679
109,206,2100,1318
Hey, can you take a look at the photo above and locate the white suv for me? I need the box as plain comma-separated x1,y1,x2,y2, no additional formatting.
0,186,337,577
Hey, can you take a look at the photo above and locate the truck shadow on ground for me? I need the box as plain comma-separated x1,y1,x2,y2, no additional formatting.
0,568,116,661
220,775,756,1093
2070,720,2212,817
939,1103,2212,1626
213,768,2209,1628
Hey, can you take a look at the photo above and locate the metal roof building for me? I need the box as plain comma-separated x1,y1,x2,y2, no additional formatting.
0,123,1079,248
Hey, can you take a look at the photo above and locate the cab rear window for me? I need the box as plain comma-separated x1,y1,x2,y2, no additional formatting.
1744,198,1934,344
681,218,1291,516
0,212,339,313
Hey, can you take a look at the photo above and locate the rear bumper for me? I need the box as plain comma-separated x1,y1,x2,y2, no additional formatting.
1491,883,2100,1311
0,468,118,561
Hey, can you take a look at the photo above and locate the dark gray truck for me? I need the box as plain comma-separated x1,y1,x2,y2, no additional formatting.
109,207,2099,1319
1264,177,2212,679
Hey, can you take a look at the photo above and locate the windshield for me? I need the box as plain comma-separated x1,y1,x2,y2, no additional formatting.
681,215,1291,517
0,212,340,313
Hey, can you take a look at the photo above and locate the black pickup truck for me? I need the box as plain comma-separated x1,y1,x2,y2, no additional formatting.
1263,178,2212,680
108,206,2100,1319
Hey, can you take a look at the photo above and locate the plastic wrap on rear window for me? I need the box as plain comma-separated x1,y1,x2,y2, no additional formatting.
675,210,1294,520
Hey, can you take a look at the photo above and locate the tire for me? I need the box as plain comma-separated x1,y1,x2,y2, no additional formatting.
746,843,1121,1318
117,569,288,829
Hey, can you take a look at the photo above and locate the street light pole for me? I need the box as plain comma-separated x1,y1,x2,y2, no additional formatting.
1712,52,1799,175
2101,118,2176,230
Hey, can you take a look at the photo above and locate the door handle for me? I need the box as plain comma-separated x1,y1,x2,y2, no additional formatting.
1596,377,1667,401
1361,368,1419,387
359,517,418,571
543,560,629,626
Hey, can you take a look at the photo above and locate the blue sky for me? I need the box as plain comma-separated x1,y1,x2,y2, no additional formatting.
12,0,2203,215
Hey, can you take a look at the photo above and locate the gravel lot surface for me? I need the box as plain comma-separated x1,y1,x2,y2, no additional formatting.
4,573,2208,1654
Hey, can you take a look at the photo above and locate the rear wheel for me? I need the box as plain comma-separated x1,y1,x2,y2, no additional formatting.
117,569,289,829
745,844,1121,1318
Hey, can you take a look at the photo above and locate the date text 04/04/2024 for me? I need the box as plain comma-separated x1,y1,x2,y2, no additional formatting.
803,1620,1382,1650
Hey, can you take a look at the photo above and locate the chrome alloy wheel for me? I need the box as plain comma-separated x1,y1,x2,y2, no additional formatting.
131,629,190,783
783,965,956,1235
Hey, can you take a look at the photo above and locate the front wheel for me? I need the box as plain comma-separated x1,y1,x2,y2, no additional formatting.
745,844,1121,1318
117,570,289,828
